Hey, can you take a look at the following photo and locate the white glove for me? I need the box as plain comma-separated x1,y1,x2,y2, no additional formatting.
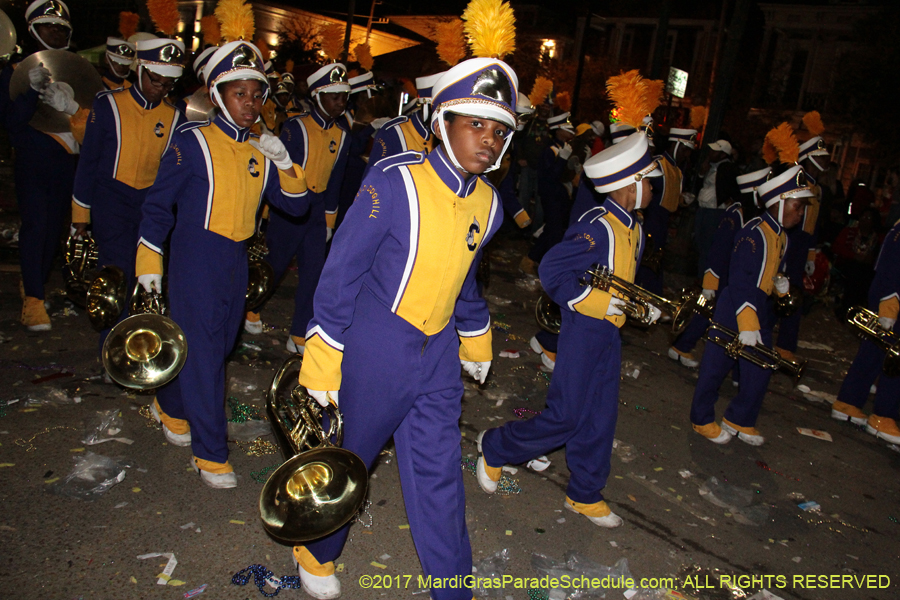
251,133,293,171
738,329,763,347
138,274,162,294
40,82,79,115
682,192,696,206
28,65,51,91
773,274,790,295
606,296,626,317
647,304,661,325
879,317,896,332
701,288,716,301
461,360,491,384
804,260,816,277
370,117,391,130
307,389,339,408
325,227,334,243
556,143,573,161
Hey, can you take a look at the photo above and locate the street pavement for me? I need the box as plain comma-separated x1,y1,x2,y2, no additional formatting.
0,233,898,600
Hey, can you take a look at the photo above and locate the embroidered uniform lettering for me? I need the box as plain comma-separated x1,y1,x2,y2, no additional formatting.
361,185,379,218
574,232,595,251
248,155,260,177
466,216,481,251
170,143,182,166
329,139,336,153
154,121,164,137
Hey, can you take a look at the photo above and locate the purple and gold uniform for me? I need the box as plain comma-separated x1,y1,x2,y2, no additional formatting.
72,85,179,344
135,113,309,468
366,112,434,173
266,106,349,339
635,150,682,294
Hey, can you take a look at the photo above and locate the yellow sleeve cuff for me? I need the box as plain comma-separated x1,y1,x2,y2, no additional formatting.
736,306,761,332
279,164,308,195
135,243,163,277
72,201,90,224
878,297,900,320
459,330,493,363
573,288,612,320
701,271,719,291
69,108,90,145
325,212,337,229
298,334,344,391
514,210,532,228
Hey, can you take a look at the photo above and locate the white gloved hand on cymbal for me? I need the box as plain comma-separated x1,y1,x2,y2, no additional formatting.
556,143,573,161
307,389,339,408
138,274,162,294
250,133,293,171
29,64,51,91
41,82,79,115
606,296,626,317
461,360,491,384
738,329,763,347
773,274,790,295
805,260,816,277
878,317,896,332
701,288,716,302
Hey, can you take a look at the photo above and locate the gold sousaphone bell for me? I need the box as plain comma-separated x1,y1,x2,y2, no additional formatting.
103,283,187,389
260,355,368,543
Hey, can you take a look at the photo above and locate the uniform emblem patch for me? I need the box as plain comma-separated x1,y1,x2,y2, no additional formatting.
154,121,164,137
248,155,260,177
466,217,480,251
329,139,336,153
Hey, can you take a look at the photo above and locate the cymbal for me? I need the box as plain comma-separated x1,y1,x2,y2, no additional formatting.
0,9,15,58
9,50,103,134
184,87,215,122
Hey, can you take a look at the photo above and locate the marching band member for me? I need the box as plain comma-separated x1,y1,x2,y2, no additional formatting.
101,35,134,91
690,125,812,445
669,166,768,368
71,36,184,353
256,63,349,351
832,219,900,445
291,57,516,600
477,132,662,529
0,0,77,331
364,72,443,173
135,39,309,488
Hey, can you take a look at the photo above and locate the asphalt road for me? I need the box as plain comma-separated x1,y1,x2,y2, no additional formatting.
0,233,898,600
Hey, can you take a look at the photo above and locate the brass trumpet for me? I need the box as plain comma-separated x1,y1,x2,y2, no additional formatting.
86,265,126,331
62,234,98,307
705,322,806,381
535,293,561,334
246,234,275,311
260,355,368,543
102,283,187,389
845,306,900,377
584,266,709,334
773,285,801,318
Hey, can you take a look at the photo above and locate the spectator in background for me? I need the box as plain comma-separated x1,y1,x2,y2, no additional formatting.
833,208,881,314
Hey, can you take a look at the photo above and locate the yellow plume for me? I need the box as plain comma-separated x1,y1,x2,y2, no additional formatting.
319,23,344,62
285,59,294,75
462,0,516,59
766,122,800,164
528,76,553,108
434,18,466,67
802,111,825,136
215,0,255,43
200,14,220,46
354,42,374,71
118,12,140,40
690,105,707,130
255,38,270,61
555,91,571,113
606,70,649,129
147,0,180,36
762,138,778,165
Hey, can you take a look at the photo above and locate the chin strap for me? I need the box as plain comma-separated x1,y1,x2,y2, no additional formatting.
210,83,240,128
808,155,824,171
635,178,646,209
30,26,70,51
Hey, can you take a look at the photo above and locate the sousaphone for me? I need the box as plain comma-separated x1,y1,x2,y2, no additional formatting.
9,49,103,134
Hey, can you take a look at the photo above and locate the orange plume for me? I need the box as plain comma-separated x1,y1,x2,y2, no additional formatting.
766,122,800,164
147,0,180,36
462,0,515,59
606,70,648,129
690,105,707,130
354,42,374,71
528,76,553,108
434,18,466,67
802,111,825,136
643,79,664,114
200,15,220,46
255,38,270,61
319,23,344,62
555,91,571,113
118,12,140,40
762,138,778,165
